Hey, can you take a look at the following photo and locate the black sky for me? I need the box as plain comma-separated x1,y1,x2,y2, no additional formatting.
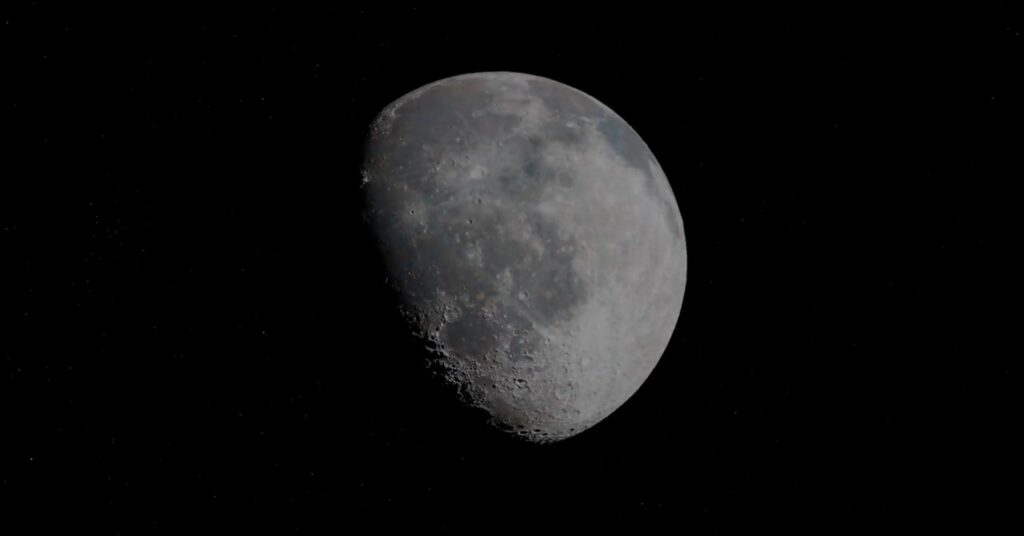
2,3,1020,533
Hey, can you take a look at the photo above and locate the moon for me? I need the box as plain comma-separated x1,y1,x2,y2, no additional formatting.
361,72,687,443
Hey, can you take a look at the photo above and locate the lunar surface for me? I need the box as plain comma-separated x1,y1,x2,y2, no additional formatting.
361,72,687,443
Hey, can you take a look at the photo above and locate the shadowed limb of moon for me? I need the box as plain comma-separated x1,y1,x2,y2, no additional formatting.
361,72,687,443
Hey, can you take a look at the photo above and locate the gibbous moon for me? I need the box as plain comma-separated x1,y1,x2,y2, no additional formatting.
361,72,687,443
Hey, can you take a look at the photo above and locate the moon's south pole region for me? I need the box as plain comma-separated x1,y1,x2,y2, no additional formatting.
361,72,687,443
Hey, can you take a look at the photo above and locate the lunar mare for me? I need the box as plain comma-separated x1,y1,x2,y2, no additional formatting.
361,72,687,442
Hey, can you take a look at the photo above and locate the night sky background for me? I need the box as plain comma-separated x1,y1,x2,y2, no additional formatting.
2,3,1019,533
